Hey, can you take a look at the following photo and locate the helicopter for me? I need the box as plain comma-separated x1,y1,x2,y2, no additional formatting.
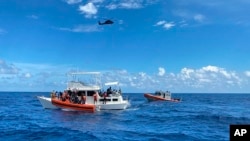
98,19,114,25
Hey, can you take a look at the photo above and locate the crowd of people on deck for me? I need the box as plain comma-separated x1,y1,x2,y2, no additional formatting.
50,86,122,105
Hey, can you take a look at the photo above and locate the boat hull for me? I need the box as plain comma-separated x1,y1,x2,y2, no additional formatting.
37,96,59,109
38,96,130,110
52,99,96,112
144,93,180,102
97,101,130,110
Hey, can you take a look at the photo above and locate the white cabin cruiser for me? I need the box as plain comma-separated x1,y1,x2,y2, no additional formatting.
37,72,130,110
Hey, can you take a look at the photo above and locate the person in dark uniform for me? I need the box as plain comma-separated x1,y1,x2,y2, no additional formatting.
103,92,107,104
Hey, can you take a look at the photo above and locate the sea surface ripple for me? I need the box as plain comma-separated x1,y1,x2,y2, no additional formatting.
0,92,250,141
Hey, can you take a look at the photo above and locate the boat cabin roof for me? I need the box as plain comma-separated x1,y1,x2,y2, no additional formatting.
67,81,101,91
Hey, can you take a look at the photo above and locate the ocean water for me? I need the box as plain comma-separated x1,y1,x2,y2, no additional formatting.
0,92,250,141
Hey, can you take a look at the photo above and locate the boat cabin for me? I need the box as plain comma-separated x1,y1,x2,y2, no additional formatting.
154,91,171,100
64,80,124,105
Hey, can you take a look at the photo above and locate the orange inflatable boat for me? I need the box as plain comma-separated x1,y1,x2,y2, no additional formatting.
144,92,181,102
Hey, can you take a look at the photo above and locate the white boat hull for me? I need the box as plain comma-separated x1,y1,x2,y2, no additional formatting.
37,96,130,110
37,96,59,109
97,101,130,110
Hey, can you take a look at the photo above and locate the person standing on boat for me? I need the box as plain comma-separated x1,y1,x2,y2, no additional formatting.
66,92,70,102
93,91,98,104
81,94,86,104
59,92,63,100
107,86,112,96
119,88,122,95
51,90,55,98
62,91,66,101
103,92,107,104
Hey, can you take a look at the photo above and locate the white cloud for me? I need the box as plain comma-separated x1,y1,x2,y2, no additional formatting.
155,20,175,30
180,67,194,79
194,14,205,22
79,2,98,18
106,4,118,10
106,0,157,10
163,22,175,29
120,1,142,9
58,24,101,32
64,0,82,5
155,20,166,26
25,73,31,78
201,65,219,72
158,67,165,76
199,65,239,80
173,10,208,26
177,65,243,91
139,72,146,77
245,71,250,77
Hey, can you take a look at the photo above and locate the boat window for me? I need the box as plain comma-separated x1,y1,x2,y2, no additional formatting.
87,91,95,96
99,99,111,101
79,91,85,96
112,98,118,101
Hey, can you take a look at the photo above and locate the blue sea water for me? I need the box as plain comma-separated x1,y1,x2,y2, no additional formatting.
0,92,250,141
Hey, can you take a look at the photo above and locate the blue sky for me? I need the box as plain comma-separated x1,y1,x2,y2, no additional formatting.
1,0,250,93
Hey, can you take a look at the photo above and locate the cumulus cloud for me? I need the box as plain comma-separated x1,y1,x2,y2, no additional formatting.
245,71,250,77
178,65,242,90
180,67,194,80
64,0,82,5
120,1,142,9
106,4,118,10
1,60,250,92
106,0,157,10
173,10,208,26
79,2,98,18
155,20,166,26
139,72,146,77
65,65,246,92
201,65,219,72
25,73,32,78
154,20,175,30
163,22,175,29
158,67,165,76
